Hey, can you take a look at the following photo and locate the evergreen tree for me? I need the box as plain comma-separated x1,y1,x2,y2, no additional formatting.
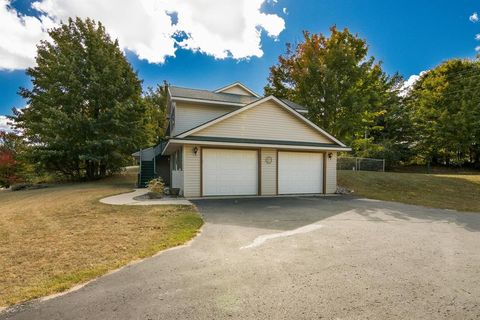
13,18,148,179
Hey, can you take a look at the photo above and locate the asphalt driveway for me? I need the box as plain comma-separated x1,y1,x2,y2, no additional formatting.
2,196,480,319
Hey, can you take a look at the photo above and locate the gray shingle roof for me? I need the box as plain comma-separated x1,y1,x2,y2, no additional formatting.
281,99,307,112
169,86,259,105
169,86,308,112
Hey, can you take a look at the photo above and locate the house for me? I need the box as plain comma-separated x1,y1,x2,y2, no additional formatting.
136,82,351,197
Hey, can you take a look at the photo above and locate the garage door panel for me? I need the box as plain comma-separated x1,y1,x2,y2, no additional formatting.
202,149,258,196
278,152,323,194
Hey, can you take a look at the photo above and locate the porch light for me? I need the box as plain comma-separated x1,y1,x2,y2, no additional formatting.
193,146,198,155
328,152,333,159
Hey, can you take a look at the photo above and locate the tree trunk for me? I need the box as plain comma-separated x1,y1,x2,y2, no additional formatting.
99,162,107,178
86,160,95,180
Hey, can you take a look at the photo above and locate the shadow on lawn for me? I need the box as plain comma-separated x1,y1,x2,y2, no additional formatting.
348,197,480,233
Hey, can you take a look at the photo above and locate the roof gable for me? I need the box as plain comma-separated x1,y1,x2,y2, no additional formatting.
178,96,346,147
214,82,260,98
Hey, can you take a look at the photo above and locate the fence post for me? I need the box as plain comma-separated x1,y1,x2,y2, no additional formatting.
382,159,385,172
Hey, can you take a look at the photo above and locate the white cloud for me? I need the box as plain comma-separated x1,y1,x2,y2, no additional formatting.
0,0,53,70
399,71,427,96
32,0,177,64
0,0,285,70
0,115,13,132
170,0,284,59
470,12,479,23
476,46,480,52
476,34,480,41
282,7,288,15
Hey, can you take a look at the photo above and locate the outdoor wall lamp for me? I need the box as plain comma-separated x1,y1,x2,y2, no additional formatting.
193,146,198,155
328,152,333,159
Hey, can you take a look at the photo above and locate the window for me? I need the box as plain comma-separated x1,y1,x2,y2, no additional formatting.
172,148,183,171
171,152,177,170
177,148,183,170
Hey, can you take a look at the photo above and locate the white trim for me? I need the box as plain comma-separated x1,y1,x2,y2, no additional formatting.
166,138,351,152
177,95,347,148
167,85,176,113
214,82,261,98
161,140,171,155
171,96,245,107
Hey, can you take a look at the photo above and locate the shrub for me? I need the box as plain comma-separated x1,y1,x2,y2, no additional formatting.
10,183,49,191
147,178,165,195
11,183,34,191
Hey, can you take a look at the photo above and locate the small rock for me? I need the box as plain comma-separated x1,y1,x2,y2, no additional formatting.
335,186,352,194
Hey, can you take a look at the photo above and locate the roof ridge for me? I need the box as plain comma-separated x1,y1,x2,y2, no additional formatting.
169,85,263,98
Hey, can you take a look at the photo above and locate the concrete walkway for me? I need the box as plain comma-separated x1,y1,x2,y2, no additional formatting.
99,189,192,206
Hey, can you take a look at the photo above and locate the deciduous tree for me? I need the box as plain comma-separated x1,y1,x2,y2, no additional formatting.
142,85,167,146
407,59,480,167
0,131,25,187
265,26,401,157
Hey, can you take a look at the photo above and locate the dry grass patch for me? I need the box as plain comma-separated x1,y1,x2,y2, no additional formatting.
338,171,480,212
0,170,203,307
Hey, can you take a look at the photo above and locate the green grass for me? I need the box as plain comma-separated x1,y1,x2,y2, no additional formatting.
338,170,480,212
0,168,203,307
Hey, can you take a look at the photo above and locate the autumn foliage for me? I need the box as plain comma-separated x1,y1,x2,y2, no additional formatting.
0,131,21,187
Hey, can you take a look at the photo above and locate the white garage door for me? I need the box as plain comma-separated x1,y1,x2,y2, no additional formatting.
202,149,258,196
278,151,323,194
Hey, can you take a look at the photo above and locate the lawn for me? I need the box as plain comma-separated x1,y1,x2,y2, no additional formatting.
338,170,480,212
0,168,203,307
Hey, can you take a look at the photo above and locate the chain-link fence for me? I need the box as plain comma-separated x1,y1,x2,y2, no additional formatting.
337,157,385,172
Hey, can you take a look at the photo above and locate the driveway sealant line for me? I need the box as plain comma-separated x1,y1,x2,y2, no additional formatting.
240,223,324,249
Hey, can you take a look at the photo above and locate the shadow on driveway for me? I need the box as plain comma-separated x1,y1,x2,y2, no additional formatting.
192,195,480,232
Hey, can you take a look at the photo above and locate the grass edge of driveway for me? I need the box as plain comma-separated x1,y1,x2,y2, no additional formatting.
338,170,480,212
0,173,203,308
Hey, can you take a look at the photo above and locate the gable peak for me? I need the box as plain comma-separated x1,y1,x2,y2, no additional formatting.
214,82,260,98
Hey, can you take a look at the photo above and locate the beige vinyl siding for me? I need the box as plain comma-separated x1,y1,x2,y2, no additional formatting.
260,148,277,195
181,145,337,197
325,152,337,193
218,86,255,96
183,144,201,197
172,102,236,136
194,100,332,143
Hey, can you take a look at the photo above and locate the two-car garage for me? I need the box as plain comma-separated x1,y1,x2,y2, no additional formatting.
201,148,324,196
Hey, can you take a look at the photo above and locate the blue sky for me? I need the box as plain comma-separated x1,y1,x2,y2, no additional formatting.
1,0,479,117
